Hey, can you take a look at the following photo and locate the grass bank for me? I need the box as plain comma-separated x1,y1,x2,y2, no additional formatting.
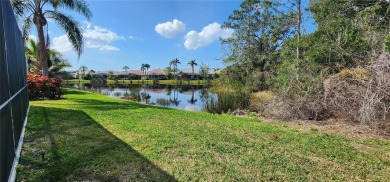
64,79,212,85
18,89,390,181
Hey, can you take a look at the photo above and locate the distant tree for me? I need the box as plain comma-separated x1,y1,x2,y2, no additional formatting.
144,64,150,75
12,0,92,76
165,66,173,80
222,0,292,90
170,58,181,80
122,66,129,79
178,71,186,80
140,64,146,75
199,63,210,80
90,69,96,78
187,59,197,79
108,70,115,79
79,65,88,79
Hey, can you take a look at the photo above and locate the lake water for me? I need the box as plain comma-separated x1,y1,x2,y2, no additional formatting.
65,84,216,112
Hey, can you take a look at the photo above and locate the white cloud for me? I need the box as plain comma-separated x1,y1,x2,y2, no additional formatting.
99,44,120,51
52,24,124,53
83,25,124,47
184,22,234,50
52,35,73,52
128,36,135,40
155,19,186,38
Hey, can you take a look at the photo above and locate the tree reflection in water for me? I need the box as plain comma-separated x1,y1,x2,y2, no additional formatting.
66,83,214,111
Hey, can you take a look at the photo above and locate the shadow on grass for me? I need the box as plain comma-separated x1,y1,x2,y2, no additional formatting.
62,89,89,95
61,89,174,112
17,106,176,181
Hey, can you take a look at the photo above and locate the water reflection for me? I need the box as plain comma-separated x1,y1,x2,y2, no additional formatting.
66,83,216,111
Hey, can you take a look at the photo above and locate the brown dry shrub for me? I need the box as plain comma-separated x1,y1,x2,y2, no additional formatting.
324,53,390,123
264,91,332,121
249,91,275,112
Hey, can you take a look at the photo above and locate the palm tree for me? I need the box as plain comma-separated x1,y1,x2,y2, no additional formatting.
169,58,181,80
47,50,71,74
141,63,146,75
25,39,39,72
188,59,197,80
79,65,88,79
122,66,129,79
144,64,150,75
12,0,92,76
25,38,71,74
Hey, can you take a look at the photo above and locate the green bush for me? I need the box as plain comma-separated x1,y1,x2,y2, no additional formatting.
205,86,250,114
384,34,390,52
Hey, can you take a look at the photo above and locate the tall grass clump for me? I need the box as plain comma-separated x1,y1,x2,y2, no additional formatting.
205,86,250,114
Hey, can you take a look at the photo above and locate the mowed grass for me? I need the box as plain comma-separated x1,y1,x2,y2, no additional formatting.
17,89,390,181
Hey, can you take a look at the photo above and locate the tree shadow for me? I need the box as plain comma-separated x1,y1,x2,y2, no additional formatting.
67,97,174,112
17,106,177,181
57,89,173,111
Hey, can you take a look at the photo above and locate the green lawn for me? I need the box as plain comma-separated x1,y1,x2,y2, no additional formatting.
17,89,390,181
64,79,211,85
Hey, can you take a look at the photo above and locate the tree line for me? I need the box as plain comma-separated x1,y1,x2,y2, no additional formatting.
219,0,389,123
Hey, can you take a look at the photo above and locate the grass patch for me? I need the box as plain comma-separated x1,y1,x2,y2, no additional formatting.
18,89,390,181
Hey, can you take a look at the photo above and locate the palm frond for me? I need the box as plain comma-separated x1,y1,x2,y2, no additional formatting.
11,0,31,20
49,0,60,10
28,38,37,54
21,16,33,42
46,10,83,57
48,49,71,73
55,0,92,20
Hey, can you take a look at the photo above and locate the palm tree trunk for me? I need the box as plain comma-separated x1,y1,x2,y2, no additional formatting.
192,66,194,80
37,24,48,76
173,66,176,80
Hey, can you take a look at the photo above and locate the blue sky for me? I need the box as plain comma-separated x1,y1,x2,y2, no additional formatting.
31,0,316,72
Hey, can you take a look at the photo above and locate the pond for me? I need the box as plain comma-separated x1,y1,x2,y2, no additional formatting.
65,84,216,112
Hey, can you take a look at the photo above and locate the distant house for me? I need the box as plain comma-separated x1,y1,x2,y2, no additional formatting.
147,68,166,80
96,71,109,78
114,71,128,79
128,70,143,79
112,70,142,79
181,68,199,80
68,71,79,79
208,69,222,79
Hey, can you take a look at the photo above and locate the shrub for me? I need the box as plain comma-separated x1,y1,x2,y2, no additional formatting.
205,86,250,114
27,73,62,100
249,91,275,112
324,53,390,123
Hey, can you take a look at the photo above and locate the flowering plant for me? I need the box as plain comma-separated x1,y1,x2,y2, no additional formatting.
27,73,62,100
